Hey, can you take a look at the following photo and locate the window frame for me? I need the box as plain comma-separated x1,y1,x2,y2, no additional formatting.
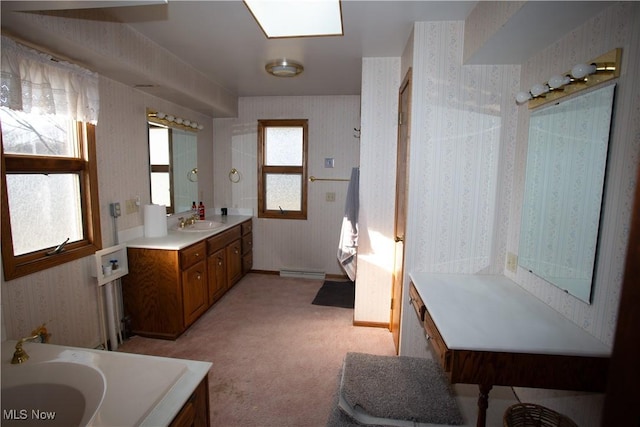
257,119,308,220
1,121,102,280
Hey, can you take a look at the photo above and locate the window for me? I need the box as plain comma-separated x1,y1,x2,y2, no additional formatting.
148,124,174,214
257,119,308,219
1,108,102,280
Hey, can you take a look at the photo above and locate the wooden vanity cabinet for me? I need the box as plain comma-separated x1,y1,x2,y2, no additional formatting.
181,243,208,327
124,219,253,339
207,248,227,305
241,219,253,274
169,376,210,427
123,241,207,340
206,225,242,304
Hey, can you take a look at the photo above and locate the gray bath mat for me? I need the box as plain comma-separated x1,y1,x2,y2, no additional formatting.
338,353,464,426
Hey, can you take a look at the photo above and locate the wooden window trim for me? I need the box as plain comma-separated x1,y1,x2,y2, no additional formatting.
257,119,308,220
1,122,102,280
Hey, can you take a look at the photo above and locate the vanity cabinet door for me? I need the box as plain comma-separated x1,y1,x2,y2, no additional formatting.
122,248,183,340
226,239,243,288
207,248,227,305
182,260,208,327
170,376,210,427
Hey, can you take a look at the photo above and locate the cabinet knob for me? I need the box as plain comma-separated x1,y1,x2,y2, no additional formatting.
196,274,201,280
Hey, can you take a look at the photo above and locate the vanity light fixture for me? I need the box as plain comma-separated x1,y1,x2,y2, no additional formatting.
147,109,204,132
265,59,304,77
515,48,622,108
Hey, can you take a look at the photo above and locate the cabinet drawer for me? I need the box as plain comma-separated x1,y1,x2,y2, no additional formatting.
207,226,241,255
242,233,253,255
180,242,206,270
241,220,252,235
409,282,426,322
423,307,451,372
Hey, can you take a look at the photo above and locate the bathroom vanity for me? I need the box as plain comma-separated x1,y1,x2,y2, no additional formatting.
409,273,610,427
123,216,253,340
1,341,211,426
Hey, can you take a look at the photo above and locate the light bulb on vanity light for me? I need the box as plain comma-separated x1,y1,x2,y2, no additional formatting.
548,75,571,89
530,83,550,98
166,115,175,122
156,112,166,119
571,63,597,79
515,91,532,104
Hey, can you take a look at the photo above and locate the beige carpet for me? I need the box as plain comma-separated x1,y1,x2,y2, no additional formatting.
117,273,396,426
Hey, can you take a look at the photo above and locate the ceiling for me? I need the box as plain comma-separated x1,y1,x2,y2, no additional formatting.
1,1,614,104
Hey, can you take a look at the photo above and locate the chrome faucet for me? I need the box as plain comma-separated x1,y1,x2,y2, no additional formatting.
11,334,41,364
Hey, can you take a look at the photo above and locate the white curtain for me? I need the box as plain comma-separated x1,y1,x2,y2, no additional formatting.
0,36,99,123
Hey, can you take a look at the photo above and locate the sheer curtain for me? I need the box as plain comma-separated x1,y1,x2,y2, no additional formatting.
0,36,99,123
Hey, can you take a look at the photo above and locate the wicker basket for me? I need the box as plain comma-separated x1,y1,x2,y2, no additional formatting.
503,403,578,427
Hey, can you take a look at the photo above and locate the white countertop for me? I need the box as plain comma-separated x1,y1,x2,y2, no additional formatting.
409,273,610,357
126,215,252,250
1,341,211,426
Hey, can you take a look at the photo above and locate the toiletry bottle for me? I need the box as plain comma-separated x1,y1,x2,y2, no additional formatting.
192,201,197,216
198,201,205,220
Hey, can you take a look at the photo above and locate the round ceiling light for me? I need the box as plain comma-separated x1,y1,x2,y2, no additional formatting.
265,59,304,77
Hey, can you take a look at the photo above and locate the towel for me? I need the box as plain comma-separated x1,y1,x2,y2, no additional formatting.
337,167,359,281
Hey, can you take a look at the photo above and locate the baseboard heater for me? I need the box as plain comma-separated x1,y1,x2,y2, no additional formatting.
279,269,326,280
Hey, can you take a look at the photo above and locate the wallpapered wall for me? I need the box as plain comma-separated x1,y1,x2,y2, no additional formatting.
356,57,401,323
508,4,640,424
2,76,213,347
507,2,640,349
213,96,361,277
397,3,640,425
400,20,520,354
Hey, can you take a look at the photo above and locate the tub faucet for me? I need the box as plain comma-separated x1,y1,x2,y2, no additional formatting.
11,334,40,364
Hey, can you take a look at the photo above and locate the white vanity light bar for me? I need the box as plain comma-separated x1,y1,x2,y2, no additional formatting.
244,0,343,38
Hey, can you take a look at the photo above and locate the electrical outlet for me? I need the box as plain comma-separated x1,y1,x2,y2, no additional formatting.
506,252,518,273
326,192,336,202
125,199,138,214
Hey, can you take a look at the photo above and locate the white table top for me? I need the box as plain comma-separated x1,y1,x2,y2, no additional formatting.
409,273,610,357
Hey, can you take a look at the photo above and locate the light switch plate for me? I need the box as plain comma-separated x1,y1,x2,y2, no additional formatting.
324,158,334,168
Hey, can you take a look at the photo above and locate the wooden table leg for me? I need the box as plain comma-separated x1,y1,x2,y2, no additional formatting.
476,383,493,427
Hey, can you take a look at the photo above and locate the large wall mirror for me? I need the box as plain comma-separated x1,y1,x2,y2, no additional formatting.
519,84,616,303
148,121,198,215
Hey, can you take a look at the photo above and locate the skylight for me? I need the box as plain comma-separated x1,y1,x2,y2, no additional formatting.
244,0,343,38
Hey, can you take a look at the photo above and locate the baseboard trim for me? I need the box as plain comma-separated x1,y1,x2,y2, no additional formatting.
248,269,349,281
353,320,389,329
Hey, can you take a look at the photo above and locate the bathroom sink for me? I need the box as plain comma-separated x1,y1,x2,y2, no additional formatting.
178,220,224,232
1,361,106,426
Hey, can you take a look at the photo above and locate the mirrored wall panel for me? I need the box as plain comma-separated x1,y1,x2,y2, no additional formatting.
519,84,616,303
